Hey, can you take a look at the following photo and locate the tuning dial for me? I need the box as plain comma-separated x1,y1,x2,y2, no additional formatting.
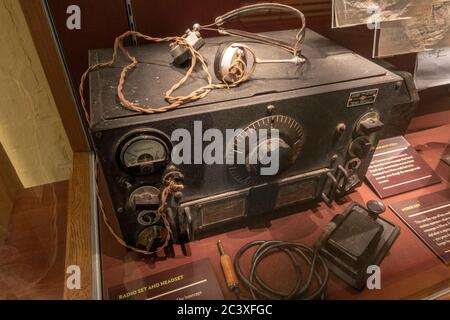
228,115,304,184
246,137,293,176
366,200,386,220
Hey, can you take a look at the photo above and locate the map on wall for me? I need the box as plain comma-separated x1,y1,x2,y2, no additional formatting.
415,47,450,90
333,0,450,58
332,0,415,28
374,1,450,57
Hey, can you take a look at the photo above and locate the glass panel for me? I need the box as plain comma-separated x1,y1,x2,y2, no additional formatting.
0,0,73,300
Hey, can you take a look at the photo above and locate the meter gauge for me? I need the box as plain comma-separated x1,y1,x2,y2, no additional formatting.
117,130,171,176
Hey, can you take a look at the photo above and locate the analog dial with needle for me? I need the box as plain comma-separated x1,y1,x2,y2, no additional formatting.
117,130,172,176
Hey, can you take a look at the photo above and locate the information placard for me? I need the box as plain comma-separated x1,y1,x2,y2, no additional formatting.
390,189,450,264
366,136,441,198
108,258,224,300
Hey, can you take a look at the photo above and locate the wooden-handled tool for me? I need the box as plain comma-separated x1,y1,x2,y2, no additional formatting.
217,240,239,292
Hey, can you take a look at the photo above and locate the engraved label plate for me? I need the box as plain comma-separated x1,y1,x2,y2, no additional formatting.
201,197,246,227
275,178,318,208
347,89,379,107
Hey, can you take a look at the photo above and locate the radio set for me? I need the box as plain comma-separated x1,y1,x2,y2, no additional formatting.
82,4,417,254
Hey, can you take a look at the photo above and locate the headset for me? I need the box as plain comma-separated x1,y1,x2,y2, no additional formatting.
80,3,308,120
170,3,307,84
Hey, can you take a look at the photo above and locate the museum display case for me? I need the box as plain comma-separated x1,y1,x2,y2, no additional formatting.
0,0,449,302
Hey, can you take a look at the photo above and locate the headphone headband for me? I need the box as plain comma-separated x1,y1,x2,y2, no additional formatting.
212,3,306,56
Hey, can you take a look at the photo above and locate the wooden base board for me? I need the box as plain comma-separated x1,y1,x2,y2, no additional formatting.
64,152,92,300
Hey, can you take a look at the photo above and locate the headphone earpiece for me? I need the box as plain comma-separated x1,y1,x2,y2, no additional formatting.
214,42,249,84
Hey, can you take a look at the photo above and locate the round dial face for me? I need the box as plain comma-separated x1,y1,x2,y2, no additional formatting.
118,132,171,176
122,138,167,168
228,115,304,184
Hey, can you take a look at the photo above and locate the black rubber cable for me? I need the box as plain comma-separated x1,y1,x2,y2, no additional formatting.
233,240,329,300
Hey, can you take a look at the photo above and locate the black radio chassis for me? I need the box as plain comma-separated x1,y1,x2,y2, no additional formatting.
88,29,417,250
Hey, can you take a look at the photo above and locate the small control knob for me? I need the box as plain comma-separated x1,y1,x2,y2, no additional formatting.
366,200,386,220
177,207,192,244
349,136,373,159
137,225,168,252
357,117,384,136
356,112,384,136
129,186,160,211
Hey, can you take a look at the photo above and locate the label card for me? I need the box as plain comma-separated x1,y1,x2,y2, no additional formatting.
366,136,441,198
389,189,450,264
108,258,224,300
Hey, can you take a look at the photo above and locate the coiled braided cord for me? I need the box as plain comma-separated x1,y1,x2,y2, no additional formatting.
82,19,301,253
79,31,249,127
82,32,246,254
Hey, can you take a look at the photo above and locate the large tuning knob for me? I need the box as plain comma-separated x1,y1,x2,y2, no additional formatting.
228,115,304,184
246,137,294,177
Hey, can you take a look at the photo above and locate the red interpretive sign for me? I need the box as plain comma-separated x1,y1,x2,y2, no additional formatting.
366,136,441,198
